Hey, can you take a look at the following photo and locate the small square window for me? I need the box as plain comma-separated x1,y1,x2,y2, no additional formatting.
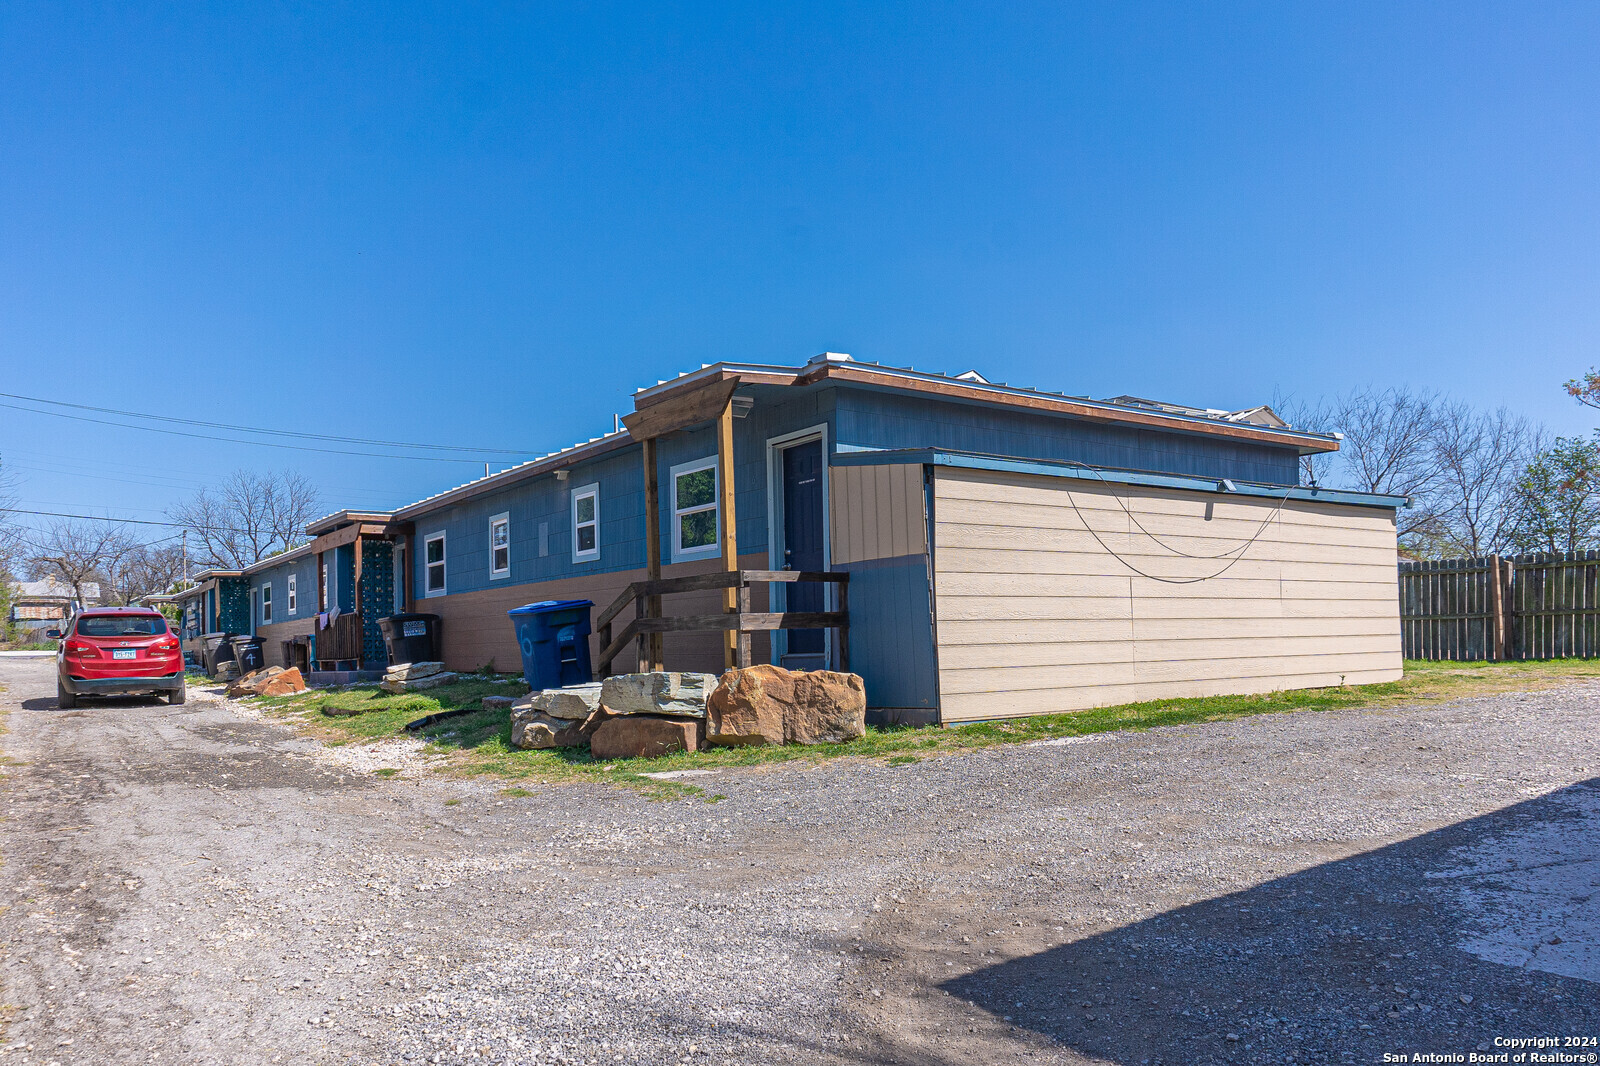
670,458,720,561
572,485,599,562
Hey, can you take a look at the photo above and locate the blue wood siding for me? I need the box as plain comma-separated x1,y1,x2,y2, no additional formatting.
403,381,1297,602
833,389,1300,484
840,552,939,712
247,553,317,630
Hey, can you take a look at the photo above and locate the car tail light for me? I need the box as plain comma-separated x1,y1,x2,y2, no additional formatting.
152,637,180,653
65,639,101,658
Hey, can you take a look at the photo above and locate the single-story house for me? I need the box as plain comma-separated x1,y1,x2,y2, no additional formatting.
376,353,1405,724
7,578,100,633
154,511,406,674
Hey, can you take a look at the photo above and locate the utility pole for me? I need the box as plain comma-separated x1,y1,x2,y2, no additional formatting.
181,529,189,585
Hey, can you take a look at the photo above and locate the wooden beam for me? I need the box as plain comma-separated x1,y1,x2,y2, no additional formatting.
642,436,663,671
717,398,739,669
353,538,364,620
630,612,847,633
621,378,741,441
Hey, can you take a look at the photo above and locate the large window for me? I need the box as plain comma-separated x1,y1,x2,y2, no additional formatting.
571,484,599,562
261,583,273,625
670,458,720,561
287,574,297,615
424,532,447,596
489,513,511,578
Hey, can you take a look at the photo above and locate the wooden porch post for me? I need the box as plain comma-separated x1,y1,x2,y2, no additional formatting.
642,437,664,671
717,400,739,670
353,539,364,619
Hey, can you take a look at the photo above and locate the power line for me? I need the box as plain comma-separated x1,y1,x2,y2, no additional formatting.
1,506,316,541
0,390,541,455
0,402,495,464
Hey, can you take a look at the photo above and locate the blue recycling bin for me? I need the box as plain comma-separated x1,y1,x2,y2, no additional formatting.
507,599,595,690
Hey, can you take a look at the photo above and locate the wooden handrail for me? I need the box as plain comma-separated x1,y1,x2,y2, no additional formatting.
595,569,850,677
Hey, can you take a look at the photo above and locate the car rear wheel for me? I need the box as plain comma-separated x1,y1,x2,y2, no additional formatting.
167,685,186,706
57,683,77,709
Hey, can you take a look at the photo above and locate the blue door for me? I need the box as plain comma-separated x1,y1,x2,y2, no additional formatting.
781,438,826,666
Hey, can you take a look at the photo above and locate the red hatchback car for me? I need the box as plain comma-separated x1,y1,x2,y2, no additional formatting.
53,607,186,708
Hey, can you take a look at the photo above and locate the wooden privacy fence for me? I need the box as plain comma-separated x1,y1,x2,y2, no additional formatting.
1398,551,1600,661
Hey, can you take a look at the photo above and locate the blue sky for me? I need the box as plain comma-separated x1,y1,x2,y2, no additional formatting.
3,2,1598,533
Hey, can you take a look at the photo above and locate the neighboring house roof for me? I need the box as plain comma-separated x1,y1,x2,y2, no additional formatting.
11,579,100,602
391,354,1338,521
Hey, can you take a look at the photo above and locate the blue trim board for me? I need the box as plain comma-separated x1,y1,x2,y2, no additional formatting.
830,449,1408,511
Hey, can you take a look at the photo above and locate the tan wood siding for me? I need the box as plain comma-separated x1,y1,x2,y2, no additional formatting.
255,618,316,669
421,553,771,675
830,463,926,565
931,467,1402,721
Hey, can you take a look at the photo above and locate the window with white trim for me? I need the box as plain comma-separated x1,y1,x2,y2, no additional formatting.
571,484,599,562
287,574,297,615
670,458,720,561
261,583,273,625
424,532,446,596
489,513,511,578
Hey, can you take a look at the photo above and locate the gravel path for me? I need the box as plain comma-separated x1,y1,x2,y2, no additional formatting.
0,657,1595,1065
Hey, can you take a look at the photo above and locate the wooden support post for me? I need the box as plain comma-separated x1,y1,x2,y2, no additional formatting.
736,579,752,668
642,437,664,671
353,539,364,618
717,400,739,670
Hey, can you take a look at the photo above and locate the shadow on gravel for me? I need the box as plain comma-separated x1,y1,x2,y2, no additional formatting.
941,780,1600,1066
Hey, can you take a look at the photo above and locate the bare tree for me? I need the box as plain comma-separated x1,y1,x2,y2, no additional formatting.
0,454,23,581
169,470,320,569
103,542,189,606
1271,391,1337,487
28,520,136,608
1431,401,1544,556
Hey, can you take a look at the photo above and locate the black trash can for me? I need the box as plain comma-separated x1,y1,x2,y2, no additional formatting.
204,634,237,677
507,600,594,690
229,636,264,676
378,613,442,665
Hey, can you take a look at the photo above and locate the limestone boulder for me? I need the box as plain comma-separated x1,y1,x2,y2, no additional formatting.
529,683,604,721
254,667,306,697
384,661,444,682
510,708,589,749
589,715,704,760
481,695,515,711
227,666,286,698
599,672,716,718
380,671,457,694
707,664,867,747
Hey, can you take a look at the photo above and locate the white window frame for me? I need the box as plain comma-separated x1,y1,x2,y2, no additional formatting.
261,582,273,625
670,456,721,562
571,484,600,562
489,512,511,579
287,574,297,615
423,532,447,597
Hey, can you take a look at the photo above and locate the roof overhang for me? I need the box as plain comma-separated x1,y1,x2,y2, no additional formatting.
833,448,1407,510
632,359,1341,455
305,510,397,536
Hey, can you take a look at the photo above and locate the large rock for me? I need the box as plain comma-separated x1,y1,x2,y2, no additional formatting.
707,665,867,747
481,695,515,711
227,666,288,698
589,715,704,760
380,671,457,694
255,667,306,697
510,709,589,750
599,672,716,718
384,661,444,682
528,683,604,721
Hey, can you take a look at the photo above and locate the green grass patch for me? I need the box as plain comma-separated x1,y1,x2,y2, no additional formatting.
443,798,462,806
245,659,1600,796
372,767,400,778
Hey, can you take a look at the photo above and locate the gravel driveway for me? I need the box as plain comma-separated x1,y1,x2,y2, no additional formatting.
0,655,1595,1066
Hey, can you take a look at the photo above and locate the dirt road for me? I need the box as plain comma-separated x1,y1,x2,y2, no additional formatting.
1,655,1595,1065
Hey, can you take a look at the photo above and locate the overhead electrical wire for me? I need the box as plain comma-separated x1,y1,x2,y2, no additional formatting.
0,506,331,540
1054,464,1295,584
0,390,541,455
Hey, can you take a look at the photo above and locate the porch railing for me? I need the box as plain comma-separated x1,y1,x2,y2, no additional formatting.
595,570,849,677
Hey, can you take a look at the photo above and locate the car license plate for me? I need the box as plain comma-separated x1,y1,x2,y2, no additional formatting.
113,649,137,660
